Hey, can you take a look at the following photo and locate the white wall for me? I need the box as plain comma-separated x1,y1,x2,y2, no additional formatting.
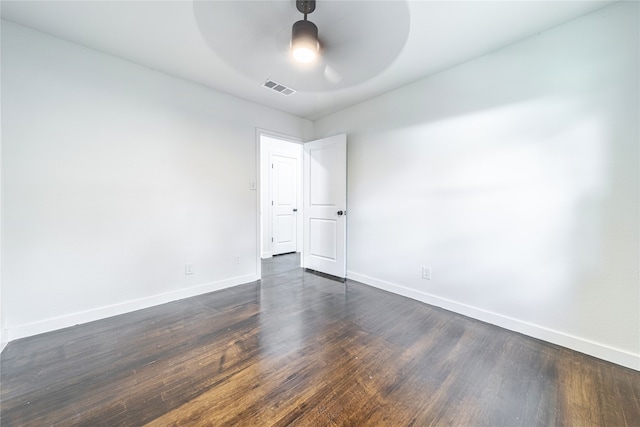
0,19,6,352
259,134,303,259
315,2,639,370
1,21,312,340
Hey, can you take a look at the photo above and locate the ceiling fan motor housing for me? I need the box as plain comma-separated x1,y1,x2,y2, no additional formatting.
292,19,318,46
291,0,319,63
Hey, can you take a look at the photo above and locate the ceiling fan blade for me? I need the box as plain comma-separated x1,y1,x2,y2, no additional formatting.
323,65,343,84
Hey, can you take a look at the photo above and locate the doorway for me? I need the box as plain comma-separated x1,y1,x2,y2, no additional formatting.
257,131,347,280
259,132,303,260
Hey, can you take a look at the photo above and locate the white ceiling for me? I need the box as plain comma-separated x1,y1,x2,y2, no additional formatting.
1,0,615,120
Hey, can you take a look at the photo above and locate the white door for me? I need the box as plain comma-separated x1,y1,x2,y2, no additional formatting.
271,154,298,255
303,134,347,278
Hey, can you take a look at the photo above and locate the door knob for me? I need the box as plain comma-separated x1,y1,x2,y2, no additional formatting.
293,208,298,212
337,210,344,216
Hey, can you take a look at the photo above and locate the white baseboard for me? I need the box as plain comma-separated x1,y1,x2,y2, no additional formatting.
261,251,273,259
7,273,259,342
1,329,8,353
347,271,640,371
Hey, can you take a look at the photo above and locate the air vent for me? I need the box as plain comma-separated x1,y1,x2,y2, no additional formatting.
262,79,296,96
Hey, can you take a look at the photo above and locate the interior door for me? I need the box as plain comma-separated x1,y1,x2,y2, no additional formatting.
303,134,347,278
271,153,298,255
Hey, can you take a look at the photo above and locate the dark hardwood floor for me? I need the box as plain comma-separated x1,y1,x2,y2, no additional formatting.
2,254,639,426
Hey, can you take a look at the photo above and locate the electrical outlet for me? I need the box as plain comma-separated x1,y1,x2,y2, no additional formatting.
422,266,431,280
185,263,194,275
234,256,240,264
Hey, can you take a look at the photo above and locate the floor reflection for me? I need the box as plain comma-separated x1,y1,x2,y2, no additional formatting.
257,253,347,368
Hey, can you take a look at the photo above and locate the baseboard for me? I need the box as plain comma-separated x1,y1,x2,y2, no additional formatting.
261,251,273,259
7,273,259,342
347,271,640,371
1,329,8,353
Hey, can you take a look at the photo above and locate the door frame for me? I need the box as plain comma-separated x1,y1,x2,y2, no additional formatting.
256,129,303,279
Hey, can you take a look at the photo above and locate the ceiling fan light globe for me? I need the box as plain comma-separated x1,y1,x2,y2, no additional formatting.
292,44,317,63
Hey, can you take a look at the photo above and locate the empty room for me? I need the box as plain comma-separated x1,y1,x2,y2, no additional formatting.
1,0,639,425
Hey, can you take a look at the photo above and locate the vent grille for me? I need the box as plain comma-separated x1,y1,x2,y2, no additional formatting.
262,79,296,96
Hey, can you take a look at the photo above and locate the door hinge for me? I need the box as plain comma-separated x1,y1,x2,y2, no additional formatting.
272,237,274,242
272,164,274,168
271,201,274,205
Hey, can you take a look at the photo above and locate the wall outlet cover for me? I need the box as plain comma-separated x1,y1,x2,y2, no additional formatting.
185,263,194,275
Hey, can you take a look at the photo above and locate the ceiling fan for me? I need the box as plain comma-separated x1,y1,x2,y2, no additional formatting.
291,0,319,64
193,0,410,92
